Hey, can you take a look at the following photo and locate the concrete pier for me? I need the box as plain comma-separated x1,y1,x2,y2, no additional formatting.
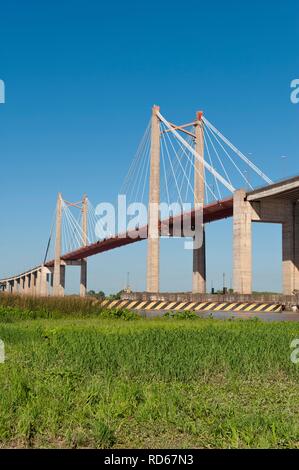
233,189,252,294
53,193,65,297
192,111,206,293
146,105,160,293
80,194,88,297
233,181,299,296
282,202,299,295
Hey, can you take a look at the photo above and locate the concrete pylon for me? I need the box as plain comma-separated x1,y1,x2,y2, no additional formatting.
40,266,49,296
192,111,206,293
80,194,88,297
38,266,46,296
24,275,29,295
21,277,25,295
35,270,40,296
29,274,33,295
32,272,37,296
233,189,252,294
282,201,299,295
53,193,65,297
19,277,23,295
146,105,160,293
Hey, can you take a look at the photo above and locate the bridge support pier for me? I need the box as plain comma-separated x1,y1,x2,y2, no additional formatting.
53,265,65,297
146,105,160,293
36,271,41,296
53,193,65,297
32,272,37,296
27,274,31,295
233,189,252,294
19,277,23,294
24,275,29,295
80,194,88,297
282,202,299,295
29,274,33,295
39,266,49,296
80,260,87,297
21,277,26,294
192,111,206,294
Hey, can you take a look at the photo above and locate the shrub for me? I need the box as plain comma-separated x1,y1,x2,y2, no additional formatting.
163,310,198,320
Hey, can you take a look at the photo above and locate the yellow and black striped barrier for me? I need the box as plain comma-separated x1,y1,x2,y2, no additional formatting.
100,299,282,313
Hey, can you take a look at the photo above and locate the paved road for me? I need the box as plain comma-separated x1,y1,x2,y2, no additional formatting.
141,310,299,322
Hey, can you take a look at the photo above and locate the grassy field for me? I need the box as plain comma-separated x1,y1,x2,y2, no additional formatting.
0,295,299,448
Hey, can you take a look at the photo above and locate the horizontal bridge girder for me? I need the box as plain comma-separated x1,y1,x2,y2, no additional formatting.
247,175,299,202
44,197,233,266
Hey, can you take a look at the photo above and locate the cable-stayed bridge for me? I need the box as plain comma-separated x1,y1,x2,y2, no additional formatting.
1,106,299,297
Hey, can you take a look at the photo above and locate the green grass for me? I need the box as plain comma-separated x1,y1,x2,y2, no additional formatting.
0,293,102,319
0,293,138,321
0,295,299,448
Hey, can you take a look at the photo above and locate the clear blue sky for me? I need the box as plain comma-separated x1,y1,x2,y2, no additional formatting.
0,0,298,293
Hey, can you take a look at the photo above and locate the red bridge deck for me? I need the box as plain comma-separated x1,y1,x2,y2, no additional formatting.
45,197,233,267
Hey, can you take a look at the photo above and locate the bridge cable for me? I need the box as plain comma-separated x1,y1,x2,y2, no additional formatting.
163,126,198,205
203,123,233,189
204,128,222,200
158,111,235,193
184,139,194,201
204,123,254,190
161,132,192,205
161,126,184,206
123,125,150,206
161,135,170,205
43,209,56,264
162,121,219,201
178,135,194,197
202,117,273,185
131,129,151,204
140,143,151,204
120,120,151,198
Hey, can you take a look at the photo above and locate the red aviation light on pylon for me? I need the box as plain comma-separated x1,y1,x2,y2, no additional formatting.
196,111,203,121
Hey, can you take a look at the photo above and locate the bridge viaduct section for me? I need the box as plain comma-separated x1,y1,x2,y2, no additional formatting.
145,107,299,297
1,193,88,297
146,106,207,294
51,193,88,297
234,179,299,295
1,105,299,298
1,265,50,296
